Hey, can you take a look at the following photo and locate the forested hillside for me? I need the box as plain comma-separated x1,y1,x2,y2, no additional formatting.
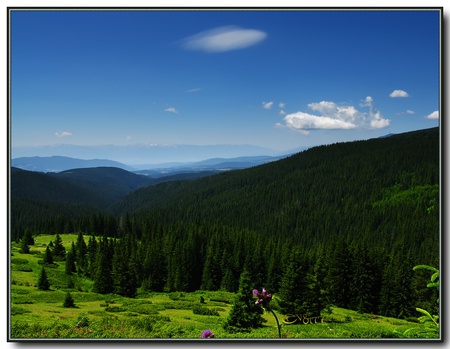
10,127,440,319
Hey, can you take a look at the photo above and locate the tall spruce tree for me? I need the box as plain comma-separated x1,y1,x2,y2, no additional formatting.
92,237,113,294
43,245,53,264
278,247,319,316
112,240,138,298
223,268,265,332
19,237,30,254
52,234,66,261
350,242,379,313
325,240,353,309
38,267,50,291
75,231,88,275
65,250,76,275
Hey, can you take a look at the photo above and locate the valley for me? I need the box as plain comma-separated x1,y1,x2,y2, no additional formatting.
9,127,441,340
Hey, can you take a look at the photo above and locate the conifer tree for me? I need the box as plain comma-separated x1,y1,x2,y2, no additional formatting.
92,237,113,294
278,247,317,315
112,240,138,298
19,237,30,254
325,240,353,309
52,233,66,261
43,246,53,264
86,236,98,278
223,268,265,332
65,250,76,275
63,292,76,308
38,267,50,291
142,237,166,292
75,231,88,275
350,242,379,313
22,228,34,245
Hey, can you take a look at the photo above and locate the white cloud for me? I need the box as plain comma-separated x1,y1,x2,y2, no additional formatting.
406,110,415,114
55,131,72,138
279,110,286,116
279,102,286,109
182,26,267,53
426,110,439,119
262,101,274,109
279,98,390,134
164,107,179,114
389,90,409,98
284,112,357,131
186,88,201,93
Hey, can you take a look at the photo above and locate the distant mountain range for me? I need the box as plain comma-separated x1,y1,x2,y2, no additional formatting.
11,154,289,175
11,156,135,172
11,143,281,165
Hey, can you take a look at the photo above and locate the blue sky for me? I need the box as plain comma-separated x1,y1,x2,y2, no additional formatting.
10,9,441,160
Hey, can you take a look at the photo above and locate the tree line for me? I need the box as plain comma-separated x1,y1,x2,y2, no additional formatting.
13,127,440,319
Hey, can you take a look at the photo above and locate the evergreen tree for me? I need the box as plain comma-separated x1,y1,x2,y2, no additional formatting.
142,237,166,292
223,268,265,332
19,237,30,254
325,240,353,309
52,234,66,261
65,250,76,275
378,247,416,318
63,292,76,308
350,242,379,313
22,228,34,245
278,247,319,316
75,231,88,274
38,267,50,291
92,237,113,294
86,236,98,278
112,240,138,298
43,246,53,264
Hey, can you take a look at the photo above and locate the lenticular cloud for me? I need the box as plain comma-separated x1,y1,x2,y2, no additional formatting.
182,26,267,52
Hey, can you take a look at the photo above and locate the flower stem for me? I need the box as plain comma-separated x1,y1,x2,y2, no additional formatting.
270,309,282,338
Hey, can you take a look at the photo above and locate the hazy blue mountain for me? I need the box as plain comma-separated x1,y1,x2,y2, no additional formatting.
11,156,136,172
134,155,288,177
11,144,280,165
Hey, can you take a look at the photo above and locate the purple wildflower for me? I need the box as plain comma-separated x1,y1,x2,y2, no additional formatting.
253,288,272,307
253,287,282,338
201,329,215,338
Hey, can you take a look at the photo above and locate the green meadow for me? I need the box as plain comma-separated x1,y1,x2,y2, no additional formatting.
10,234,434,340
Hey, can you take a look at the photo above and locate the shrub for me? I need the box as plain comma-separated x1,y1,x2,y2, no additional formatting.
11,306,31,315
11,258,29,265
76,314,90,328
63,292,76,308
192,305,219,316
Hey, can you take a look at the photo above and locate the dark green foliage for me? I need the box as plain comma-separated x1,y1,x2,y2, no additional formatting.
37,267,50,291
92,237,113,294
63,292,76,308
75,231,88,274
326,241,353,309
22,228,34,245
112,237,138,298
350,243,380,313
65,250,76,275
223,269,265,332
378,248,417,318
52,234,66,261
19,238,30,254
10,127,440,319
278,247,322,316
192,305,219,316
43,246,54,265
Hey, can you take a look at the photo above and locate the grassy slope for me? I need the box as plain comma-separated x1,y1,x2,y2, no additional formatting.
10,234,435,340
